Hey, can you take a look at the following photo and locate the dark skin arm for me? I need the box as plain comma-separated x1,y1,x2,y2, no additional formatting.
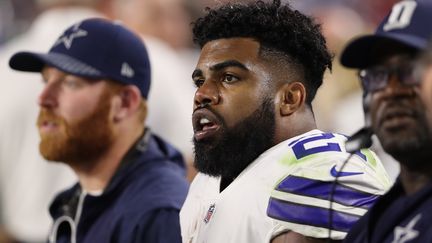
271,231,342,243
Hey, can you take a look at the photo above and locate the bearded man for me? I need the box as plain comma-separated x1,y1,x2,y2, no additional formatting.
340,1,432,242
180,1,391,243
9,18,188,243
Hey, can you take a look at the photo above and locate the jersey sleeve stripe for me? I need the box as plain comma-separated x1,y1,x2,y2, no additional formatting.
272,221,347,240
276,175,380,209
267,198,360,233
270,189,367,216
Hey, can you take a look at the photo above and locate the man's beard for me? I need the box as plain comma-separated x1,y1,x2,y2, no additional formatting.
378,113,432,169
193,98,275,180
38,90,115,165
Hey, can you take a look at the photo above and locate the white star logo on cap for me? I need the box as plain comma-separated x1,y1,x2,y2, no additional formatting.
54,22,88,49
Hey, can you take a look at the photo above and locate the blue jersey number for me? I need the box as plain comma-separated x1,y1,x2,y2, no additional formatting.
291,133,342,160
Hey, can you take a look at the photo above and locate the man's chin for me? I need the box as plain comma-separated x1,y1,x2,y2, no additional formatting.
377,124,422,143
194,146,215,171
380,135,425,158
40,144,66,162
193,140,216,151
193,159,221,177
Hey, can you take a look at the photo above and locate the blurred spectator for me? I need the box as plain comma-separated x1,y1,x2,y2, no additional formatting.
309,4,369,129
348,0,398,25
0,0,14,46
0,0,113,242
291,0,398,25
0,0,39,46
113,0,197,180
114,0,193,50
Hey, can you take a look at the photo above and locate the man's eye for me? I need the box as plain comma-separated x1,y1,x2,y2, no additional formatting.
223,74,239,83
194,79,205,87
63,79,81,88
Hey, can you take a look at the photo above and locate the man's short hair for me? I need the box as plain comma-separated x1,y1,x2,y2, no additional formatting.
192,0,332,105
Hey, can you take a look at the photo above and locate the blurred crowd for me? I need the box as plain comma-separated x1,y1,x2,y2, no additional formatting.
0,0,399,242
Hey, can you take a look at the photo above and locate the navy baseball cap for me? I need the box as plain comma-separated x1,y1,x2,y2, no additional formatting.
341,0,432,69
9,18,151,98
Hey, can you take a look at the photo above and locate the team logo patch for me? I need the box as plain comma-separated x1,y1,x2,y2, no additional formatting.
54,22,88,49
330,165,363,177
392,214,421,243
121,62,135,78
203,204,216,224
383,0,417,32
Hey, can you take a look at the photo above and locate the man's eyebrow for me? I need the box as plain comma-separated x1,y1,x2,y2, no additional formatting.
191,60,248,79
192,69,203,79
210,60,248,72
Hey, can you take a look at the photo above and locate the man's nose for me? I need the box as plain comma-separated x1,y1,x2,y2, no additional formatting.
38,83,59,108
194,80,220,109
380,73,416,98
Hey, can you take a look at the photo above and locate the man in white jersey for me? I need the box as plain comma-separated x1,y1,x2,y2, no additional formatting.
180,0,391,242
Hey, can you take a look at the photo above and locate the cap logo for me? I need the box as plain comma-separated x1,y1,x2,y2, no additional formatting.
54,22,88,49
383,0,417,31
121,62,135,78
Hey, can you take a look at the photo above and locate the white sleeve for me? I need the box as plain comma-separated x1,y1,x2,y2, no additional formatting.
267,133,391,240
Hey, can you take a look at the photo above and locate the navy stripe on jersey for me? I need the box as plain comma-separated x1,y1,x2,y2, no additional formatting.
267,198,359,233
276,176,379,209
289,133,342,160
288,132,368,162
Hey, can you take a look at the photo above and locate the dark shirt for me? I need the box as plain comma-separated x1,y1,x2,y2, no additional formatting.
344,178,432,243
48,130,189,243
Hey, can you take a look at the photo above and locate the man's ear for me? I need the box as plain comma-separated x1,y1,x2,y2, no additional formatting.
113,85,142,122
277,81,306,116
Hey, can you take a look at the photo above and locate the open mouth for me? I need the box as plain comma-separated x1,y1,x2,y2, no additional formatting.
192,109,222,141
38,120,59,133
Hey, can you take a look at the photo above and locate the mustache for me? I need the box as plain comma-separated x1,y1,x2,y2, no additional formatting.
193,102,224,121
377,101,420,126
37,109,65,126
193,101,211,113
381,101,420,116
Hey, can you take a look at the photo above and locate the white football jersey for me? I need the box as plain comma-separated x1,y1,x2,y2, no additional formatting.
180,130,391,243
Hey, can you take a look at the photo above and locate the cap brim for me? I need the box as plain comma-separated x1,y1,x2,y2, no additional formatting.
340,33,427,69
9,52,103,78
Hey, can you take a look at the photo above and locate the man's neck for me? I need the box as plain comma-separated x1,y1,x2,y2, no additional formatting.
72,127,144,192
73,153,123,192
274,109,317,145
399,164,432,195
